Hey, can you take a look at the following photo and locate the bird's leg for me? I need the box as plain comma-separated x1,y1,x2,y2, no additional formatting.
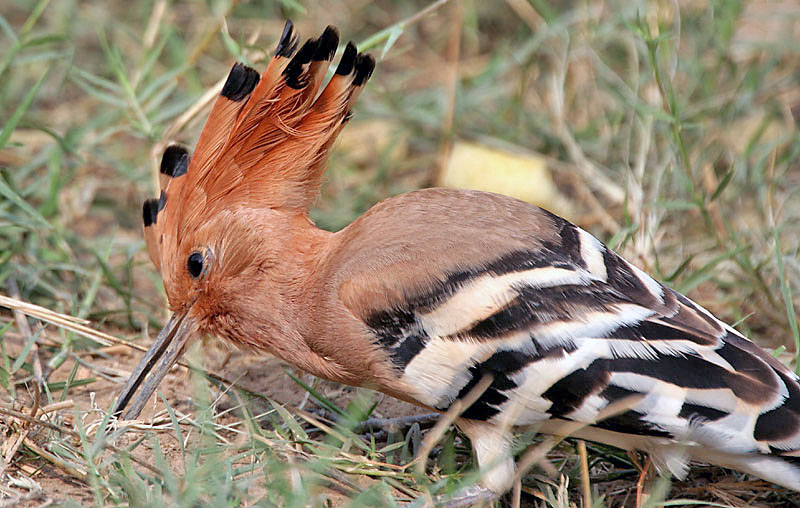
409,419,512,507
440,419,515,505
437,484,497,508
635,454,652,508
457,419,515,493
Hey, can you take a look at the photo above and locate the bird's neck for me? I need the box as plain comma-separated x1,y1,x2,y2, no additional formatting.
223,213,363,382
261,213,334,335
267,215,397,387
210,211,394,388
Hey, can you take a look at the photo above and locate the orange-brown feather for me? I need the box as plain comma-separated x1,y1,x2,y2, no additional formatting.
142,198,161,271
299,51,375,198
230,20,299,137
141,23,376,317
194,36,372,212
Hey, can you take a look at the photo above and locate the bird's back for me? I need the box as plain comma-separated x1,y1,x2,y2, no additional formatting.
321,187,800,489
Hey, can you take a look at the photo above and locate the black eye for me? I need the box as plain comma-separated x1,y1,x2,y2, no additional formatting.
187,252,204,278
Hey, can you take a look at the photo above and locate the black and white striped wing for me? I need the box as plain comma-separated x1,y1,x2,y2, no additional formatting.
360,209,800,476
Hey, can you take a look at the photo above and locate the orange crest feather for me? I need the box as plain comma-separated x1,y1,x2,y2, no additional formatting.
142,20,375,274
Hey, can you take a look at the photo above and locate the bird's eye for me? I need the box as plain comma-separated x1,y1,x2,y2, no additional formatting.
187,252,204,278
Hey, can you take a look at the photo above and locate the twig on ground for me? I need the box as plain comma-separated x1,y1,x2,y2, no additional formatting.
0,405,163,476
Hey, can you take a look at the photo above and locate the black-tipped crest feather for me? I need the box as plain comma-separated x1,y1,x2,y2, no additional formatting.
142,199,159,227
160,145,189,178
313,26,339,61
275,20,298,57
221,63,260,102
283,38,317,89
335,42,357,75
353,54,376,86
161,23,376,218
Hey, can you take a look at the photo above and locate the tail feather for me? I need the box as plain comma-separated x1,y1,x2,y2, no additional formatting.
691,448,800,491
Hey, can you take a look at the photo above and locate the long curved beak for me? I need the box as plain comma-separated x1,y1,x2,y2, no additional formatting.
112,311,194,420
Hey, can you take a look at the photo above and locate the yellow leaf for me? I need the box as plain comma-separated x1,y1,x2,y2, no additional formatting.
440,141,573,218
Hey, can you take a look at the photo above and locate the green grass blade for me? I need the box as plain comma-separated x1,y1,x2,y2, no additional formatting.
0,68,49,151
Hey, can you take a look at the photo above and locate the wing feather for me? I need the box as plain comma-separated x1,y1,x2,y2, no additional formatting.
335,189,800,473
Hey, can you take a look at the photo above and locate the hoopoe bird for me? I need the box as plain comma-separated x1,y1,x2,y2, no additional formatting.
114,21,800,498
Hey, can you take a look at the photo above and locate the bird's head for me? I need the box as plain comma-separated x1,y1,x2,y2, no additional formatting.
113,20,374,420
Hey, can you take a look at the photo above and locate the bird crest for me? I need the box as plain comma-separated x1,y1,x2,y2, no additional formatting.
142,21,375,276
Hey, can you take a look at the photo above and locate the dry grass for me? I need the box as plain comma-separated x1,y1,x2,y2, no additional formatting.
2,0,800,506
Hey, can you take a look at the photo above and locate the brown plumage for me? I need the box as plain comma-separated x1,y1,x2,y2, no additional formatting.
118,21,800,499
